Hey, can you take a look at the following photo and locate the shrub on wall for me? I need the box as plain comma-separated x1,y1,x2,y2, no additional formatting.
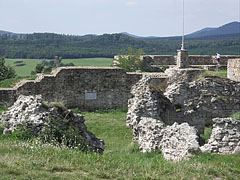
31,64,52,75
115,47,145,72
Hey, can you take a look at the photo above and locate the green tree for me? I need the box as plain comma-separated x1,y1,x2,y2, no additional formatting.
0,58,16,81
43,66,52,74
31,64,52,75
115,47,144,72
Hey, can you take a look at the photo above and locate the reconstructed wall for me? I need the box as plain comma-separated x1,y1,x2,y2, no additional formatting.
115,55,240,67
0,67,142,110
228,59,240,82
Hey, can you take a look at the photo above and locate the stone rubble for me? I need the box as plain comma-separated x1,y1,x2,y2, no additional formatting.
1,95,48,134
0,95,104,153
127,72,240,161
200,118,240,154
135,117,164,153
126,75,176,153
126,75,201,160
164,67,240,134
161,123,200,161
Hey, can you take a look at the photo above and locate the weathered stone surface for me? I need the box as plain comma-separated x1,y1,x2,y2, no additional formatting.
1,95,48,134
176,50,189,68
161,123,200,161
228,58,240,82
114,55,240,66
136,117,164,152
0,95,105,153
0,67,142,110
200,118,240,154
165,68,240,134
126,75,177,152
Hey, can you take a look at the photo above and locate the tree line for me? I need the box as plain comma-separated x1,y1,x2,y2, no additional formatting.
0,33,239,59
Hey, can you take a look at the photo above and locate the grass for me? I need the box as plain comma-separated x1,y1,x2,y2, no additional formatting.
200,127,212,144
5,58,114,77
62,58,113,67
0,105,7,115
0,109,240,179
0,76,37,88
5,59,42,77
2,58,113,88
231,112,240,120
201,69,227,78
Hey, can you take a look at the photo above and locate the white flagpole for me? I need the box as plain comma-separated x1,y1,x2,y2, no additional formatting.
181,0,185,50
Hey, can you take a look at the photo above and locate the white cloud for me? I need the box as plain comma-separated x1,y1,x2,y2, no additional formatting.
126,1,137,7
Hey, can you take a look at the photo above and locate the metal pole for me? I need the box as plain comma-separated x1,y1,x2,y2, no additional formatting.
181,0,185,50
239,0,240,55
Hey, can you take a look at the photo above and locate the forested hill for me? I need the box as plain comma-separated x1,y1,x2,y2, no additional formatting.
0,32,239,59
187,22,240,38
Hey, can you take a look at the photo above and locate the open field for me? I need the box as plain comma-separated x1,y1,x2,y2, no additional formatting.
5,59,41,77
0,109,240,180
5,58,114,76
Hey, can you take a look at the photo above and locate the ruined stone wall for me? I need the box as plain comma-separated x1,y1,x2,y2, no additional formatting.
0,88,17,106
114,55,240,72
228,59,240,82
142,55,176,66
188,56,213,65
0,67,142,110
126,55,240,66
165,68,240,134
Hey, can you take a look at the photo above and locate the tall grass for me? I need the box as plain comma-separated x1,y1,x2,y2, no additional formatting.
0,109,240,179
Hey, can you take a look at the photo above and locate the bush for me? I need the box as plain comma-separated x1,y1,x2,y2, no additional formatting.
0,58,16,81
39,115,88,151
115,47,145,72
7,102,89,151
31,64,52,75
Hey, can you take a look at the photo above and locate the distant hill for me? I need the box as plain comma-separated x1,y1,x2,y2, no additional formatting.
0,30,15,36
187,21,240,37
0,21,239,59
1,21,239,41
120,32,159,40
187,28,217,37
121,21,240,41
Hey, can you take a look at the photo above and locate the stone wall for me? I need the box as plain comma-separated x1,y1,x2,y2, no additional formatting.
142,55,176,66
0,67,142,110
114,55,240,67
164,68,240,134
0,88,17,106
228,59,240,82
200,118,240,154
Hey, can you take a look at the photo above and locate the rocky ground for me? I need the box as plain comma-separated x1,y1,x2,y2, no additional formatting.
127,69,240,161
0,95,104,153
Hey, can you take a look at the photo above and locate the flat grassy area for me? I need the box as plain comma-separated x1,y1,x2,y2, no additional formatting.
5,58,114,77
62,58,113,67
2,58,113,88
0,109,240,179
5,59,42,77
202,69,227,78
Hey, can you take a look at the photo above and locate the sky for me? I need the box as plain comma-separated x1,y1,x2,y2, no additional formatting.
1,0,240,37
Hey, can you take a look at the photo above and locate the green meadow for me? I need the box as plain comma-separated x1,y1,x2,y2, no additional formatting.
0,109,240,180
5,58,114,77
